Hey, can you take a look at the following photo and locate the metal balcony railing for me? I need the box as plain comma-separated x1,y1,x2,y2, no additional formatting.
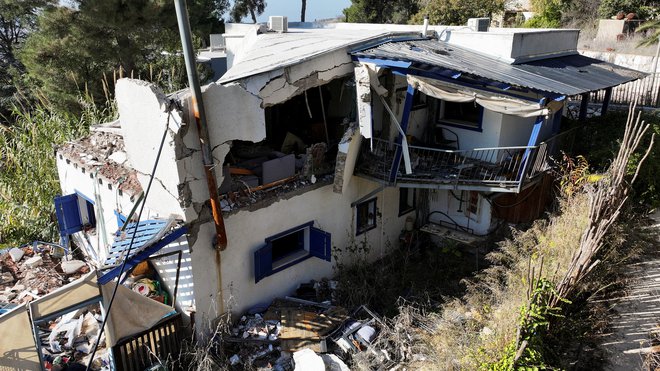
356,129,576,193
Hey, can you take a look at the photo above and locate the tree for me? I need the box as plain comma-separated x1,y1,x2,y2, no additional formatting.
19,0,228,111
301,0,306,22
0,0,55,116
343,0,418,24
230,0,266,23
637,18,660,46
410,0,504,26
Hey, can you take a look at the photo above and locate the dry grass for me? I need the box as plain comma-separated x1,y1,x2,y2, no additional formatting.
415,195,591,369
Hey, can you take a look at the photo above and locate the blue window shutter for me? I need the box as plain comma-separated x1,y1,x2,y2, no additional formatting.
114,210,126,229
54,194,83,236
254,242,273,283
309,227,331,262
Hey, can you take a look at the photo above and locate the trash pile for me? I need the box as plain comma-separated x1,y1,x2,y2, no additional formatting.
39,305,110,370
222,279,384,370
0,243,90,306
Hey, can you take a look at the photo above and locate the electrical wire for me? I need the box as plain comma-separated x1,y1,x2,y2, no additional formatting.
85,105,173,371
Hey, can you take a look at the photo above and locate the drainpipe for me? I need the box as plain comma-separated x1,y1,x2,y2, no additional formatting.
174,0,228,250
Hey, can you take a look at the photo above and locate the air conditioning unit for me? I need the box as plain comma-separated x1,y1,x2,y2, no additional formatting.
269,16,288,33
209,34,225,50
467,18,490,32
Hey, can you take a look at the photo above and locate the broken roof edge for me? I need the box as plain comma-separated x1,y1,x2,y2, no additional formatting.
218,31,424,85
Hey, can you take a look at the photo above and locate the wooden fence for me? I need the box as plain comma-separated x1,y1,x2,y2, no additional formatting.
577,72,660,108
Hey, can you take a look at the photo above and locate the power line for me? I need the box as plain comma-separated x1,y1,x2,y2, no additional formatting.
86,104,174,370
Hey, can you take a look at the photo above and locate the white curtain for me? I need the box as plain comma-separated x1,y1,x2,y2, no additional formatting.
407,75,554,118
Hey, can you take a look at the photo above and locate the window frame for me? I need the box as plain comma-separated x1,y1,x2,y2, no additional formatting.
254,221,331,283
398,188,416,217
436,100,484,132
356,198,378,236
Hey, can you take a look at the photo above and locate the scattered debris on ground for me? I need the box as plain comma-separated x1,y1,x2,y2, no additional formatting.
39,304,110,371
0,242,90,306
220,278,392,370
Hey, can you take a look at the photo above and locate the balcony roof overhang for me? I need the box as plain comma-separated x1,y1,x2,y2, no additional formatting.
350,39,646,96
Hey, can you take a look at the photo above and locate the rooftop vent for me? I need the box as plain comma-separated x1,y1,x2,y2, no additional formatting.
269,16,288,33
467,18,490,32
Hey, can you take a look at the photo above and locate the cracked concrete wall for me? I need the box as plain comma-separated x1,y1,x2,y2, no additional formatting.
333,123,362,194
239,49,355,108
116,79,186,217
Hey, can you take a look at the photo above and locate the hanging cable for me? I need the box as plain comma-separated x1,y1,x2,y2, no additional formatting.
86,104,174,371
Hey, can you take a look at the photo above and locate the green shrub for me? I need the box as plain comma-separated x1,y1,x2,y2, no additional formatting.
0,101,114,247
574,110,660,208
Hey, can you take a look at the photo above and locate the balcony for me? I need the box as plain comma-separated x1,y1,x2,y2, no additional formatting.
355,130,575,193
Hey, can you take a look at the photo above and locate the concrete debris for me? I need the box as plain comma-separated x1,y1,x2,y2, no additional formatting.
60,260,86,275
222,279,385,370
293,348,324,371
24,255,43,268
320,353,350,371
56,130,143,196
1,243,90,307
8,248,24,262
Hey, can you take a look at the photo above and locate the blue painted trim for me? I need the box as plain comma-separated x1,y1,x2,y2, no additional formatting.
389,84,416,183
74,189,95,205
270,254,314,276
387,66,544,103
349,35,428,54
265,221,314,242
98,225,188,285
527,115,545,147
114,210,127,229
355,57,412,69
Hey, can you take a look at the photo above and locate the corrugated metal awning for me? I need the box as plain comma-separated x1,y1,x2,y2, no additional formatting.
98,220,187,284
351,39,646,96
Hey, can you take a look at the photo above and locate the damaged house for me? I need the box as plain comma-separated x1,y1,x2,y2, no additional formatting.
51,20,644,339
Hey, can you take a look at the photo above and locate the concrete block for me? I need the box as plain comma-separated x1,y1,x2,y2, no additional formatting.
24,255,43,268
262,154,295,184
61,260,86,275
8,248,24,262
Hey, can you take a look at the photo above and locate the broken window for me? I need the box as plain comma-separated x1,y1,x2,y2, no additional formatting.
220,77,356,211
356,198,377,235
436,100,483,131
254,222,331,283
398,188,416,216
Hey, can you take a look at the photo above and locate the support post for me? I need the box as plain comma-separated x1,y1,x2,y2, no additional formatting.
389,85,416,183
578,93,590,121
602,87,612,115
174,0,227,250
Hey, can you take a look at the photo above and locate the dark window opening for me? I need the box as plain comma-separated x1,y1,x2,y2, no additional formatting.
356,198,377,235
271,229,305,264
399,188,416,216
220,77,356,211
436,100,483,131
254,222,331,283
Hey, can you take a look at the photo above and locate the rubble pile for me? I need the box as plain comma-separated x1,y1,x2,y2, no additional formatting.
0,244,90,306
57,130,142,196
221,279,378,371
220,175,334,212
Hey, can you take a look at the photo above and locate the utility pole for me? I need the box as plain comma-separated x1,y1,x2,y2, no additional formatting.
174,0,228,250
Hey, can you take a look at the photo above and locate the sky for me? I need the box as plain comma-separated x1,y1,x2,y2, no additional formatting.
254,0,352,22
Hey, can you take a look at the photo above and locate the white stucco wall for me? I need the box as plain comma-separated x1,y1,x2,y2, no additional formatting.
428,189,493,236
55,156,137,261
189,176,408,322
55,155,196,312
